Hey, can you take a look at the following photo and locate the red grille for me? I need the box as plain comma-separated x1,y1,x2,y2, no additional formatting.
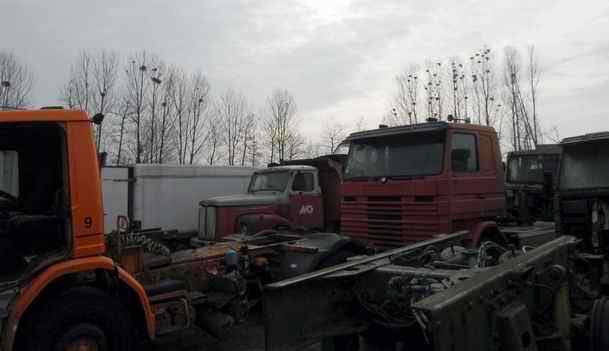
341,195,442,250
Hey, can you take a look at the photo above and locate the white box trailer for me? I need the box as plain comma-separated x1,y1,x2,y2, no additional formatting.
102,164,257,233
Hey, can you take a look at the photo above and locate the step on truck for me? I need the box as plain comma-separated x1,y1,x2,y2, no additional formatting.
0,108,364,351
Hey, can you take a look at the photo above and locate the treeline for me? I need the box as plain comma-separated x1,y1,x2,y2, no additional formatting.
1,50,355,167
388,46,551,151
59,51,316,167
1,45,549,166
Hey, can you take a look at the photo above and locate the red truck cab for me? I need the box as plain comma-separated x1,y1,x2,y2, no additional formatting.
199,165,325,240
340,121,505,249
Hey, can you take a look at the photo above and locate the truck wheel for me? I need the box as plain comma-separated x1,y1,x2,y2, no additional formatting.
591,297,609,351
21,287,135,351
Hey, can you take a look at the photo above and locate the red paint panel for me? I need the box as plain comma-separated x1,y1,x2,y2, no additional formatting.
288,194,324,229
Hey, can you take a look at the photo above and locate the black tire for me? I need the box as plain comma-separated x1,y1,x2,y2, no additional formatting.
591,297,609,351
20,287,135,351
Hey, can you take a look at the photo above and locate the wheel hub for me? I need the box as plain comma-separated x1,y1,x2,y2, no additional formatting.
56,323,107,351
65,337,99,351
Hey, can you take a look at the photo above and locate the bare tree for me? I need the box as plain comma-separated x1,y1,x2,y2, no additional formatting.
449,58,468,119
205,113,223,165
157,70,175,164
504,47,538,151
392,64,420,125
92,51,119,150
240,113,256,166
115,97,131,165
469,47,499,126
61,51,93,113
147,64,164,163
527,46,541,144
188,72,211,164
423,61,444,120
286,132,305,160
125,52,152,163
218,89,248,166
0,52,33,108
248,135,262,168
322,121,348,153
265,89,298,162
169,67,190,164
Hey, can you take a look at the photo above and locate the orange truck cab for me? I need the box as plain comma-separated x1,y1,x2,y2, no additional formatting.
0,109,154,351
340,121,506,250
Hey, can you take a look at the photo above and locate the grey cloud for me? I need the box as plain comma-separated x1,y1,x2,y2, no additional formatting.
1,0,609,141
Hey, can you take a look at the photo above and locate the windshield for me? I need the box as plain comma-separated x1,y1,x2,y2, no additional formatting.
0,150,19,198
507,155,548,183
560,142,609,190
344,132,445,179
248,171,290,193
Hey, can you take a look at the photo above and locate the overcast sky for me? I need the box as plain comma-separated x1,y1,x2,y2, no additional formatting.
1,0,608,141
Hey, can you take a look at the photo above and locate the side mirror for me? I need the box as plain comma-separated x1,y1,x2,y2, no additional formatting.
92,113,105,125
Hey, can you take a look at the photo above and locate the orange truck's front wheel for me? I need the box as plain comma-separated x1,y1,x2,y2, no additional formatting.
17,287,135,351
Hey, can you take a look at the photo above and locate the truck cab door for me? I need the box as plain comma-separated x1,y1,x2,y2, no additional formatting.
289,171,324,230
450,131,504,229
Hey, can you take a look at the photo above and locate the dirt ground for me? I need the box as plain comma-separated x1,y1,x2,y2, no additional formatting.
150,314,268,351
149,312,323,351
148,314,394,351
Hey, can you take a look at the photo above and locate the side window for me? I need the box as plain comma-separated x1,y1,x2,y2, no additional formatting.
292,172,315,192
451,133,478,173
0,150,19,197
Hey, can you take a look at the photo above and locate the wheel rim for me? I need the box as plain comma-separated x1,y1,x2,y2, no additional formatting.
56,324,108,351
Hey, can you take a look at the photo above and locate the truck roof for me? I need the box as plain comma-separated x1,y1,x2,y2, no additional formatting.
508,144,561,157
345,121,495,141
0,108,89,122
258,165,317,173
561,131,609,145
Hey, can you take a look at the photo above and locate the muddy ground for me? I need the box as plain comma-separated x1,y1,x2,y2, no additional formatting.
148,313,394,351
150,313,268,351
149,312,325,351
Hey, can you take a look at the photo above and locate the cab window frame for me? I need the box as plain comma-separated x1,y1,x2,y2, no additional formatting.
451,132,480,173
291,171,316,193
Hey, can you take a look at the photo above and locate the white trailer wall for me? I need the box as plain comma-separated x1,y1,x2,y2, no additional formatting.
102,167,130,232
131,165,256,232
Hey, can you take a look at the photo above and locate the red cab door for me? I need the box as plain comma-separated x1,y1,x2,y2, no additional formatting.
289,171,324,230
